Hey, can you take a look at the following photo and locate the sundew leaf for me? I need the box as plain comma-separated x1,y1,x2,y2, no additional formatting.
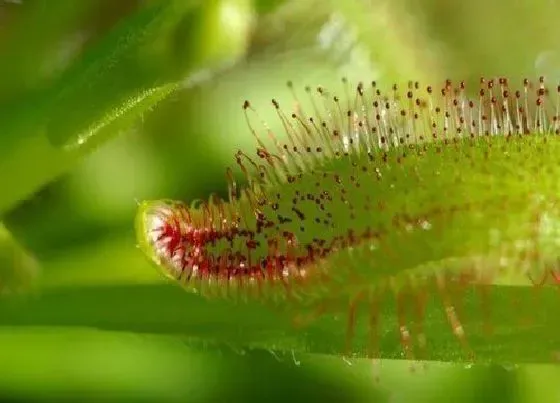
0,0,253,215
132,77,560,364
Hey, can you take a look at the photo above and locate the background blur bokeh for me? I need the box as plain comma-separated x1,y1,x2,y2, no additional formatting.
2,0,560,401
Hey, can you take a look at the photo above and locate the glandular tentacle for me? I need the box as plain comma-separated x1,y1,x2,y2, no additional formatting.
136,76,560,359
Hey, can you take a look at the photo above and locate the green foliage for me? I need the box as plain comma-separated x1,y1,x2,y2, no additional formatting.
3,0,560,401
0,0,253,215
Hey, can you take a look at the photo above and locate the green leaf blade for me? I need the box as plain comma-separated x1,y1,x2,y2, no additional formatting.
0,282,559,364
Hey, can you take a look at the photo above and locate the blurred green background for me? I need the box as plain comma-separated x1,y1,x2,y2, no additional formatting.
1,0,560,401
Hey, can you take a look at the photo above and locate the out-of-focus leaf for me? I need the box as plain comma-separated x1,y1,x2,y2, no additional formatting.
0,0,96,99
0,283,559,364
0,0,255,216
0,327,383,403
0,223,39,295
